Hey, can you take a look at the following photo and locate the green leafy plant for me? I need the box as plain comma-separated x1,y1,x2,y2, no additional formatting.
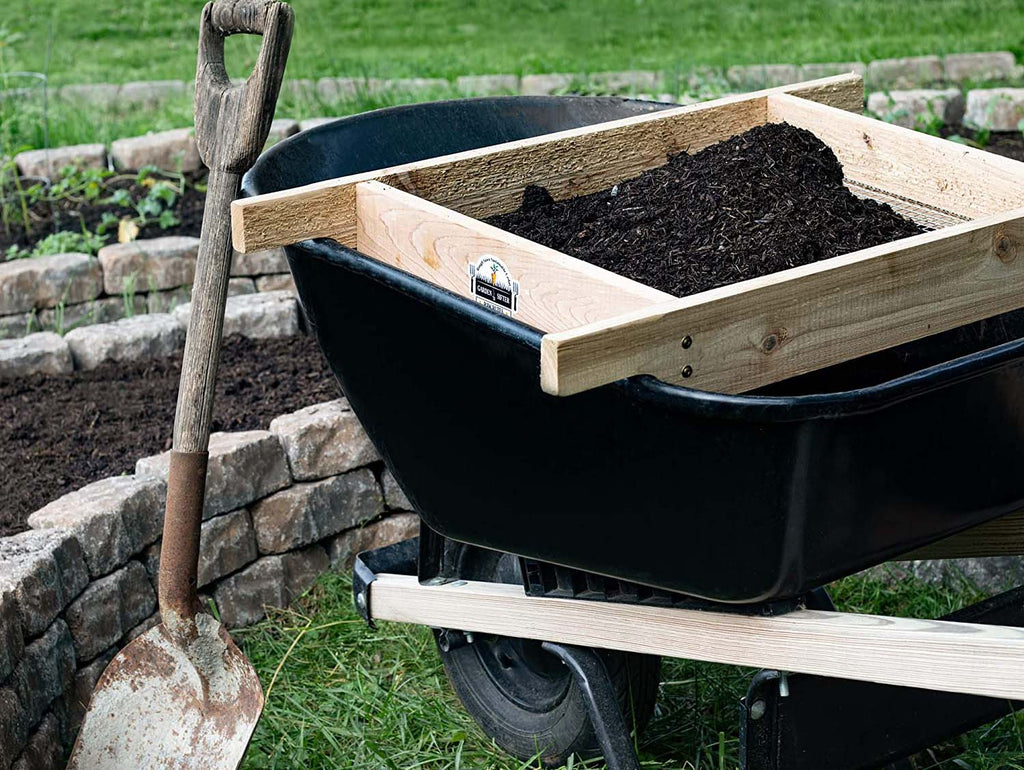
50,298,66,336
4,225,105,260
34,227,104,256
0,150,33,237
914,107,945,137
3,158,192,261
98,165,183,236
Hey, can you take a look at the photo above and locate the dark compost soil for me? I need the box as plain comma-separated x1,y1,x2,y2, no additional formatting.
487,123,926,297
0,335,340,536
487,121,1024,394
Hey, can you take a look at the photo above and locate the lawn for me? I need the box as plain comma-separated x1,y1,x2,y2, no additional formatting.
236,568,1024,769
4,1,1024,151
3,0,1024,85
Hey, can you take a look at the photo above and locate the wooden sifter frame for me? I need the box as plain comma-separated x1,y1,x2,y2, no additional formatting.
231,74,1024,397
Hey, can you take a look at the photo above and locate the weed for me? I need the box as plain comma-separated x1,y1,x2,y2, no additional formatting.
120,272,138,317
915,107,946,137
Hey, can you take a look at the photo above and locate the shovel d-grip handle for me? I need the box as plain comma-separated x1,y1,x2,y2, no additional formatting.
195,0,294,173
161,0,293,629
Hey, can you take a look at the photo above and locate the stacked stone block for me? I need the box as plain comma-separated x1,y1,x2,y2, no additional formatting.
0,238,296,344
0,399,418,766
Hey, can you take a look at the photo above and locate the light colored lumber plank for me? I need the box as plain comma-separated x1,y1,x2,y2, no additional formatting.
355,181,672,331
898,510,1024,560
768,92,1024,220
233,74,863,253
236,97,762,252
369,573,1024,700
540,206,1024,396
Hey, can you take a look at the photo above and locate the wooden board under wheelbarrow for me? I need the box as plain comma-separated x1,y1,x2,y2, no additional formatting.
232,73,1024,398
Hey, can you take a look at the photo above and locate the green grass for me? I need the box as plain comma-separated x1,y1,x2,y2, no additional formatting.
4,1,1024,151
236,567,1024,769
3,1,1024,86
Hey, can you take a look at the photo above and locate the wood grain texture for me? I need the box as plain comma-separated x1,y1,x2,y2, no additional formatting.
369,573,1024,700
233,74,864,253
356,181,671,331
768,93,1024,220
899,510,1024,560
540,207,1024,395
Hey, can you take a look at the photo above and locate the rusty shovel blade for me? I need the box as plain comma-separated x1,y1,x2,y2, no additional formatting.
66,614,263,769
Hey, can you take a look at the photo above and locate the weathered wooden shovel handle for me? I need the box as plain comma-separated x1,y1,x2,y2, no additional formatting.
161,0,293,630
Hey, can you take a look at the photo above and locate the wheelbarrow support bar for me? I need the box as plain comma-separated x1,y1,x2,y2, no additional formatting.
363,571,1024,702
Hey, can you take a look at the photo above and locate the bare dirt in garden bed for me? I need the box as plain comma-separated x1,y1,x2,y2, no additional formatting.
950,129,1024,163
0,335,341,536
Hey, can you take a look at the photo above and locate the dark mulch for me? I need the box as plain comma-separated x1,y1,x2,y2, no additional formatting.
487,123,926,297
1,171,206,254
0,335,340,537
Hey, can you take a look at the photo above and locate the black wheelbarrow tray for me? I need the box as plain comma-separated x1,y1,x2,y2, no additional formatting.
237,73,1024,767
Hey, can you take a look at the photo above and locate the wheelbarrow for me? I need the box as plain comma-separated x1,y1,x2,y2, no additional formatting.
236,75,1024,767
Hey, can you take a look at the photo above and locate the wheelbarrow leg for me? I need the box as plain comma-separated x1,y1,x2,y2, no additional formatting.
541,642,642,770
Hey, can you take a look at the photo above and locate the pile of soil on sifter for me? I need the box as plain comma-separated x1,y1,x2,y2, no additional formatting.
0,335,341,537
487,123,926,297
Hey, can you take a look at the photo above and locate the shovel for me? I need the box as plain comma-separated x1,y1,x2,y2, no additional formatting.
67,2,293,767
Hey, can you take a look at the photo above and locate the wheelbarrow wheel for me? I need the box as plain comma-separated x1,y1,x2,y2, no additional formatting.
434,548,661,767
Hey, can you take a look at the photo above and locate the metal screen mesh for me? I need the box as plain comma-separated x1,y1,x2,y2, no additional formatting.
844,179,971,232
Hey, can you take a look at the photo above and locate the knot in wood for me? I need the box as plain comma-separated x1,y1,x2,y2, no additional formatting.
994,230,1018,264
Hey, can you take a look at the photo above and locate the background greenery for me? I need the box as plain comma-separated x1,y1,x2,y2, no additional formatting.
3,0,1024,84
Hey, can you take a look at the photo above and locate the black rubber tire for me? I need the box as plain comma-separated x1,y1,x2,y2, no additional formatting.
440,638,660,766
434,546,661,766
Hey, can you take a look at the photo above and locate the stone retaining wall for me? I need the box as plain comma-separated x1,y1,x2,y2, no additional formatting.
10,51,1024,180
28,50,1023,111
0,238,296,343
0,287,301,379
0,398,418,769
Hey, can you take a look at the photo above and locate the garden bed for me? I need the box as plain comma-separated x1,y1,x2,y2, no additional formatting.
0,334,339,536
2,168,206,258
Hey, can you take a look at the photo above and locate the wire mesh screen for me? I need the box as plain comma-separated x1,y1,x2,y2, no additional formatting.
845,179,971,232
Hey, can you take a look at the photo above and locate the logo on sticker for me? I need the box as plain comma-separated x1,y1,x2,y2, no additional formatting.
468,255,519,316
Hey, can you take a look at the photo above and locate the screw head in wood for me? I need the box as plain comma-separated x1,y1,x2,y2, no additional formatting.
681,365,693,378
681,335,692,349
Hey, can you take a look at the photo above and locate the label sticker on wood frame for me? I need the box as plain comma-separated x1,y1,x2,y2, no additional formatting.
469,256,519,316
